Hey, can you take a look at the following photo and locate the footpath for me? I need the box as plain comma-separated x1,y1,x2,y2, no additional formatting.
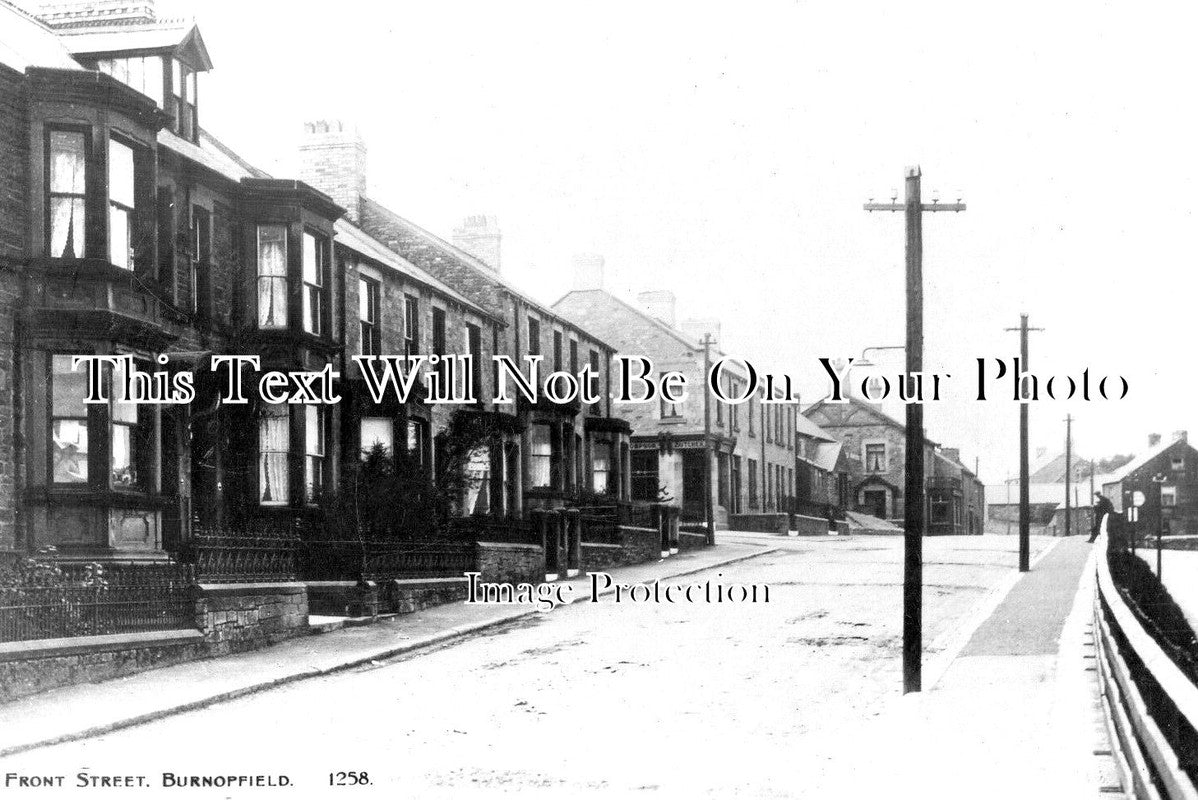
810,537,1120,799
0,542,774,759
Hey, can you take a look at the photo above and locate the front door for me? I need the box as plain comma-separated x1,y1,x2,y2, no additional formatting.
862,489,887,519
682,449,707,521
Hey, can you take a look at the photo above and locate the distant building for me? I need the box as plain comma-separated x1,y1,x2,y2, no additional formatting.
803,396,982,534
1102,431,1198,537
553,287,799,529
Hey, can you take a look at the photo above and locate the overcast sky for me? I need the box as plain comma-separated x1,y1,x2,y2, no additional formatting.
103,0,1198,480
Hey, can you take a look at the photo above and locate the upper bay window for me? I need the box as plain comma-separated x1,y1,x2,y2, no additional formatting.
108,137,136,270
257,224,287,329
302,231,326,336
48,129,88,259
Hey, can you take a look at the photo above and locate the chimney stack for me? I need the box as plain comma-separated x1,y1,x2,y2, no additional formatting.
451,216,502,272
1149,433,1162,447
299,120,366,224
1173,430,1188,444
637,290,676,327
571,253,605,291
1035,446,1047,459
680,318,721,348
37,0,156,28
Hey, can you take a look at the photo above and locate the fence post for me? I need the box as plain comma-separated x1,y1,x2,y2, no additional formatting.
564,508,581,575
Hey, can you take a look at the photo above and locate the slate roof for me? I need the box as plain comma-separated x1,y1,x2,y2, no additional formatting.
0,0,82,71
1104,437,1194,484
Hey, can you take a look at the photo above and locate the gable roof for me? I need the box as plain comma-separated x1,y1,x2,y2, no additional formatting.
1104,437,1195,484
0,0,83,71
795,411,836,442
56,20,213,70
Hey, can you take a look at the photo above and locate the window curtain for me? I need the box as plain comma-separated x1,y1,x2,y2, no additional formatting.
49,131,86,259
530,424,552,488
592,440,611,493
463,446,491,516
259,405,289,504
257,226,287,328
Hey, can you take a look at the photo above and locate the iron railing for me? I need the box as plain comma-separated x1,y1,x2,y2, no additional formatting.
0,566,196,644
184,531,300,583
299,540,477,582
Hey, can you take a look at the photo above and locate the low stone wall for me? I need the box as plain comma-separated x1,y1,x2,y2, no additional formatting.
382,578,468,614
476,541,546,584
0,582,310,703
678,529,709,550
729,513,789,535
0,630,206,704
834,520,850,536
306,581,377,617
791,513,834,537
582,526,660,572
197,582,309,655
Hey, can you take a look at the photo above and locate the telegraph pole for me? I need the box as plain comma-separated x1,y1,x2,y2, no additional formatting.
701,333,716,547
865,167,965,694
1005,314,1043,571
1064,414,1073,536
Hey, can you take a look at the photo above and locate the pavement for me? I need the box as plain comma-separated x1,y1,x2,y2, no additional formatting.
0,541,774,759
808,536,1119,799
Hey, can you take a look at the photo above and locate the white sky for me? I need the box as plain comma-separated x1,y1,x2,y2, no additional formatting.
89,0,1198,479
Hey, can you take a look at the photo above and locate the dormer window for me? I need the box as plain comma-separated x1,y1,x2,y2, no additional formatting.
169,59,198,142
96,56,165,107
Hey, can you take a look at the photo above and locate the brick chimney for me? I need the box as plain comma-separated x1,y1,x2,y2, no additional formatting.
680,318,721,348
37,0,156,28
942,447,961,463
1149,433,1162,447
637,290,676,327
1173,430,1188,444
571,253,605,291
451,215,502,272
299,120,366,224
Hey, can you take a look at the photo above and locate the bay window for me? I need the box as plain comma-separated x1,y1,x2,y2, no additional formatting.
108,137,136,269
50,355,89,484
302,231,325,336
360,417,392,457
110,358,153,490
592,439,612,494
258,403,289,505
47,129,88,259
257,224,287,329
304,405,325,502
529,423,552,488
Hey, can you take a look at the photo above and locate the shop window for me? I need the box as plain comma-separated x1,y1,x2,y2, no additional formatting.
530,423,552,488
47,129,88,259
258,404,289,505
257,225,288,329
360,417,392,457
50,355,89,484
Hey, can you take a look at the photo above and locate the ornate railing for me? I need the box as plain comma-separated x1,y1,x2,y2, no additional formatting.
184,531,300,583
444,515,538,546
299,540,477,582
0,564,196,644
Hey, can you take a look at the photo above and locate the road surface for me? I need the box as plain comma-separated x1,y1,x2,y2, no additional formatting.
1,534,1051,798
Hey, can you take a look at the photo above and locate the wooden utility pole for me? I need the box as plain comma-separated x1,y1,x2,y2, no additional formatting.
701,333,716,547
1064,414,1073,537
865,166,965,695
1005,314,1044,571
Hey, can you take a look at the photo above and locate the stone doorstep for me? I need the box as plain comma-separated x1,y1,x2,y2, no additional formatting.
0,629,204,663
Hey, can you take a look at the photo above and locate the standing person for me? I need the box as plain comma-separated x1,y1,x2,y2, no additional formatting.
1089,492,1115,543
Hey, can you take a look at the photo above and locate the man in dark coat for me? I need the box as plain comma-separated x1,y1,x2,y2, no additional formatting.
1089,492,1115,543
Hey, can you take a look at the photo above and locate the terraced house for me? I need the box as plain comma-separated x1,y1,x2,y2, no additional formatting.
0,1,663,698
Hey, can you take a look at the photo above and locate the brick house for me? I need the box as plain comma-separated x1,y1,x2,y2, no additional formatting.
296,123,632,514
0,2,630,567
1103,431,1198,538
552,286,798,529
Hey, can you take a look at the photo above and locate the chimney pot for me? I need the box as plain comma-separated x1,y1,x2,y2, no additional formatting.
571,254,605,291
